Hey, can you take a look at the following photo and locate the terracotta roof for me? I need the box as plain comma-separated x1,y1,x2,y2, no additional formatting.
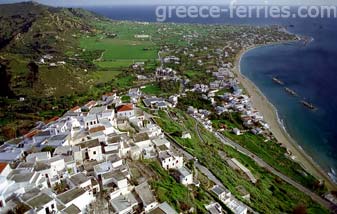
89,126,106,133
70,106,81,112
116,104,133,112
85,101,97,107
25,130,41,138
45,116,59,124
0,162,8,173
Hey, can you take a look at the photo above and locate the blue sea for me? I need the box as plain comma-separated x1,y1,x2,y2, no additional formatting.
84,5,337,180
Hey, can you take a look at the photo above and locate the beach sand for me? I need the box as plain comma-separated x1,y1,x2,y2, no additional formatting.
234,45,337,191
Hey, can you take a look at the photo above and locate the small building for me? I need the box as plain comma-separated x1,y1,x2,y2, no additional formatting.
158,151,183,170
110,192,138,214
23,191,57,214
79,139,103,162
67,173,91,189
205,202,223,214
177,166,193,186
57,187,94,212
116,104,135,118
135,182,158,213
232,128,241,136
211,185,231,204
149,202,177,214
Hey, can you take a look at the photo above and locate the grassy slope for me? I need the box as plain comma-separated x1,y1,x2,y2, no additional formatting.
154,109,328,214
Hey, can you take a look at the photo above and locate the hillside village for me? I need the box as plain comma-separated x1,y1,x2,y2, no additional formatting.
0,85,254,214
0,24,334,214
0,3,336,214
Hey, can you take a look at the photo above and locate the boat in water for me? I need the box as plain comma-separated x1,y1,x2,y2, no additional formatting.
300,100,317,110
284,87,298,96
272,77,284,85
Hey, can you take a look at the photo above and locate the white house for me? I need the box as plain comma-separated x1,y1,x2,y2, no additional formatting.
79,139,103,162
149,202,177,214
94,161,113,178
110,192,138,214
67,173,91,189
26,152,51,163
0,176,25,210
83,114,99,130
116,104,135,118
133,133,152,151
135,182,158,213
158,151,183,170
57,187,95,212
22,190,57,214
47,156,66,177
46,134,70,147
211,185,231,204
177,166,193,186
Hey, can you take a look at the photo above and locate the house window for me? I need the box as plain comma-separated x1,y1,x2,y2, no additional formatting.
0,200,3,208
93,151,96,155
51,204,55,209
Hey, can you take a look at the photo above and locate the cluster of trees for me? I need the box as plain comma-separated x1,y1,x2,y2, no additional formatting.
0,61,13,97
177,92,212,111
157,80,181,95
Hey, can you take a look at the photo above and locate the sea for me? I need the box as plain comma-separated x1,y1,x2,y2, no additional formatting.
82,5,337,182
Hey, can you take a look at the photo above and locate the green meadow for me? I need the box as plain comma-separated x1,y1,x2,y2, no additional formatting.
80,37,157,61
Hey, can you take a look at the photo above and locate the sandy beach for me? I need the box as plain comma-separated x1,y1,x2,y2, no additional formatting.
234,44,337,191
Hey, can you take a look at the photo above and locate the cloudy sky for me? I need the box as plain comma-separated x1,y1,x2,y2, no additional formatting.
0,0,336,6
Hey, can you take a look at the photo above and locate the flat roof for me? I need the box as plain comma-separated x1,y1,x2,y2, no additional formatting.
70,173,90,186
49,134,68,141
57,188,86,205
79,139,100,149
10,172,34,183
211,185,228,196
62,204,81,214
177,166,191,177
135,182,156,206
110,192,138,213
26,193,53,208
133,133,149,142
149,202,177,214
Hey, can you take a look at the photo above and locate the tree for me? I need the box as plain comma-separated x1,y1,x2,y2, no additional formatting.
41,146,55,156
0,62,13,97
293,204,307,214
27,61,39,88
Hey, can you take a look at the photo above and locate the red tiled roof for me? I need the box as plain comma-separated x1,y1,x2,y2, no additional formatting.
45,116,59,124
117,104,133,112
85,101,97,107
25,130,41,138
70,106,81,112
0,163,8,173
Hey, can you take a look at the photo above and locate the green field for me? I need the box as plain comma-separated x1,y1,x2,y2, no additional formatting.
95,60,135,69
90,70,122,83
140,84,162,96
80,37,157,61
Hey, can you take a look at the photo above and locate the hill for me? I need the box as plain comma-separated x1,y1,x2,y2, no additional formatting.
0,2,108,141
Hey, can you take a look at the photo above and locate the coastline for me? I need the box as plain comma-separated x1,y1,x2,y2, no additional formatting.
234,43,337,191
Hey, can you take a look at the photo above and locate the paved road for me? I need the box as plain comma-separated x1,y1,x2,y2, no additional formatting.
165,133,257,213
213,129,336,212
165,133,224,187
150,112,336,212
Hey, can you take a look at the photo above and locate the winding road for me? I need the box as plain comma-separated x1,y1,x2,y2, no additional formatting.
193,117,337,212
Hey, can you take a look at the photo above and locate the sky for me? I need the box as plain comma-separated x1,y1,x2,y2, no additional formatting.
0,0,336,6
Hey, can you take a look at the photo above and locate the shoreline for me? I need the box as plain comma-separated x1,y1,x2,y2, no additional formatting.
234,42,337,191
